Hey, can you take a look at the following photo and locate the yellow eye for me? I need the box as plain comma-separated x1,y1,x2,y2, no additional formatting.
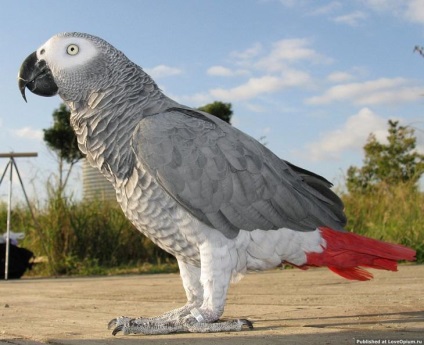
67,44,79,55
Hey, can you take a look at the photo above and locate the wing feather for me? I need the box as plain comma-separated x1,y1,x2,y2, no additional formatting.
132,107,346,238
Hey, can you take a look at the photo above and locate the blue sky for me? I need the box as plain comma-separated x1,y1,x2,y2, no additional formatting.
1,0,424,201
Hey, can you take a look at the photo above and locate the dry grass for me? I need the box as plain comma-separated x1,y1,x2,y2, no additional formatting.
1,182,422,277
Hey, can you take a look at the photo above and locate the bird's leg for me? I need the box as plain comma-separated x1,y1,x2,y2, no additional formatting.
109,259,203,333
110,239,253,335
178,238,253,332
171,258,204,317
143,259,204,320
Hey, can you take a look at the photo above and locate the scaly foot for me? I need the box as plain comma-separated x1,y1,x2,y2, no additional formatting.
108,308,253,335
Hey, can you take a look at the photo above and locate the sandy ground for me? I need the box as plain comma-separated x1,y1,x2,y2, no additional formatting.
0,265,423,345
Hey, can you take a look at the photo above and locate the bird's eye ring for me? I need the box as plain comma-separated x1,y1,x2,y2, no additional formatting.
67,44,79,56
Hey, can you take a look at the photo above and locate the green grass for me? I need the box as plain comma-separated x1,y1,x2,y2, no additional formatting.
1,181,422,278
342,182,424,263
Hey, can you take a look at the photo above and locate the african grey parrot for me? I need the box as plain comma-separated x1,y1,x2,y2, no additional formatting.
18,32,416,335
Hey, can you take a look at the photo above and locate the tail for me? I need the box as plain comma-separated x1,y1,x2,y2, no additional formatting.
302,227,416,281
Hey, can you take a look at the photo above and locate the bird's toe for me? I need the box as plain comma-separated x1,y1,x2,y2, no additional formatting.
108,316,132,330
239,319,254,330
112,324,124,336
107,318,117,330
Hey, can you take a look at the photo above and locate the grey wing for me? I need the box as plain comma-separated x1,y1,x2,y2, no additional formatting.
131,107,346,239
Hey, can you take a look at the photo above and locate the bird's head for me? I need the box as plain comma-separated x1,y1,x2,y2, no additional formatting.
18,32,127,105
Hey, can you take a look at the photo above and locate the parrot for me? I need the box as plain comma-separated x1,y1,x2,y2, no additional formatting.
18,32,416,335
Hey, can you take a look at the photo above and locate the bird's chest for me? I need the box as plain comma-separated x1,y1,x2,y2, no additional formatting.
115,164,202,264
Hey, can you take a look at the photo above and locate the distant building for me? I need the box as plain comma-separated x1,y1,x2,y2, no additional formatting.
82,159,116,201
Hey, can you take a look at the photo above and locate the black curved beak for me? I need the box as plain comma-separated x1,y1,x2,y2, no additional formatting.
18,51,58,102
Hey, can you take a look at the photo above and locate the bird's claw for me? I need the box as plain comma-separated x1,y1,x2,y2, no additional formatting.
239,318,254,330
112,324,123,336
108,316,127,336
107,318,117,330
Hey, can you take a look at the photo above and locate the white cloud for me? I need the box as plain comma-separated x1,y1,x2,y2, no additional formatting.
357,86,424,105
262,127,271,135
180,38,326,103
308,2,342,16
363,0,424,25
269,39,317,61
279,0,295,7
278,0,306,8
362,0,401,12
415,127,424,153
404,0,424,24
304,108,388,161
172,92,213,107
306,77,424,105
11,127,43,140
256,38,331,72
276,0,424,26
327,71,355,83
210,69,311,101
230,42,262,61
333,11,367,26
145,64,182,79
206,65,249,77
245,103,267,113
207,66,233,77
210,76,283,101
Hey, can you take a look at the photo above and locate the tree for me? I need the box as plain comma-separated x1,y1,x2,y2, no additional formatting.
43,103,84,194
42,101,233,194
198,101,233,124
347,120,424,193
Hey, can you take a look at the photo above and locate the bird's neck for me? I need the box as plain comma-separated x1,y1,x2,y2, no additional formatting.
68,80,175,185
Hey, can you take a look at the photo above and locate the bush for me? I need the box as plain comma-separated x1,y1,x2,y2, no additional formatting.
0,194,175,276
1,179,421,277
342,182,424,263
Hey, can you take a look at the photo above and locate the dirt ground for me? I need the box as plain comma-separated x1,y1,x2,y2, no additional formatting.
0,265,423,345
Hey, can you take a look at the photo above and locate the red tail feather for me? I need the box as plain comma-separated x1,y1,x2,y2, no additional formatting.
304,227,416,281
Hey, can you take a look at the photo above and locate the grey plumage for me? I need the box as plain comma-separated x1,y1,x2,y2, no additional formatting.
18,32,350,335
133,107,346,239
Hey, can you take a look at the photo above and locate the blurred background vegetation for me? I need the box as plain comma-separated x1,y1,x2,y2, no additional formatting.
0,102,422,277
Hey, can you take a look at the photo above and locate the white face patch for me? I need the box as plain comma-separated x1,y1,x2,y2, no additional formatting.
37,35,99,73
